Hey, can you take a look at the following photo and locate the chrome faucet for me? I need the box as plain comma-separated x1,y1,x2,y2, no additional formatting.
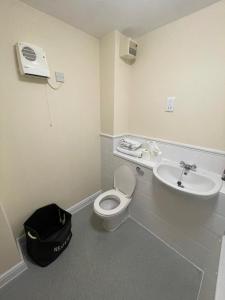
180,161,197,172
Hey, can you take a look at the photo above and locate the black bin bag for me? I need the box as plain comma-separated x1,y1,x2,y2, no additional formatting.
24,204,72,267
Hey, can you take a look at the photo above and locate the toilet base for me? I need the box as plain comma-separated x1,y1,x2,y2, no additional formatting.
102,208,129,232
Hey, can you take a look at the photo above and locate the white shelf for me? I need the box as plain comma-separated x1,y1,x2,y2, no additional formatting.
113,150,156,170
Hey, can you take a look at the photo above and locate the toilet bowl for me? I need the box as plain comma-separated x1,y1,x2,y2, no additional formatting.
94,165,136,231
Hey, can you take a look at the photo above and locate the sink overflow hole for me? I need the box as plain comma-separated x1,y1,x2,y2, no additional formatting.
177,181,184,188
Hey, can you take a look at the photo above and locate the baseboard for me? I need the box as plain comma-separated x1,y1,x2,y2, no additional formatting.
17,190,102,246
67,190,101,215
0,260,27,289
1,190,101,290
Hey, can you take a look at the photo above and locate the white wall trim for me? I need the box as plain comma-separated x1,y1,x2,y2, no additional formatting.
100,132,124,138
67,190,101,214
0,260,27,289
18,190,102,245
100,132,225,156
2,190,101,290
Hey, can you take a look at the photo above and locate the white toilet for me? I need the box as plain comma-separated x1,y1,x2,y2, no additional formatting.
94,165,136,231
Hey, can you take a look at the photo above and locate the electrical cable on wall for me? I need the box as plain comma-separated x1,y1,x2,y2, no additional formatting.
45,73,65,126
45,84,54,127
47,78,63,90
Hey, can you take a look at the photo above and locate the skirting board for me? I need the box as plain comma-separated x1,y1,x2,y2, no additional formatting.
0,190,102,290
67,190,101,215
0,260,27,289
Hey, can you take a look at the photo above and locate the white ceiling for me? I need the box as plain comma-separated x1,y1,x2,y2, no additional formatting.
21,0,220,38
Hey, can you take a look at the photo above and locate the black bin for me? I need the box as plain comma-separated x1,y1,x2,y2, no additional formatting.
24,204,72,267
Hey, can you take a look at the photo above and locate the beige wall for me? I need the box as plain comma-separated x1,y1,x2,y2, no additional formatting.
129,0,225,151
100,31,131,135
0,203,21,275
113,31,131,135
0,0,100,238
100,32,115,135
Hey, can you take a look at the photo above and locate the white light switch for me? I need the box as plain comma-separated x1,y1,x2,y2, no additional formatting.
166,97,175,112
55,72,64,83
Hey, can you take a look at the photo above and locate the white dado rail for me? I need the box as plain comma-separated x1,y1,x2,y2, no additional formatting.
101,133,225,194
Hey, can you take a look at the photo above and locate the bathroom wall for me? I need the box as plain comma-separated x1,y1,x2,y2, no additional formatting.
101,135,225,300
0,0,100,238
99,3,225,299
129,0,225,151
0,203,22,276
113,31,131,135
100,31,131,135
100,32,115,135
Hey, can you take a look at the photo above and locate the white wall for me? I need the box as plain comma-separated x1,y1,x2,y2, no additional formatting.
100,31,131,135
129,0,225,151
0,0,100,238
113,31,131,135
100,32,115,135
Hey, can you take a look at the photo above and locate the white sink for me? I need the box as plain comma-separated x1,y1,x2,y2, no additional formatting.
153,160,222,197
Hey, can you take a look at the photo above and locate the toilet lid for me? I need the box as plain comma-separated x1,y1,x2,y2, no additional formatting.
114,165,136,197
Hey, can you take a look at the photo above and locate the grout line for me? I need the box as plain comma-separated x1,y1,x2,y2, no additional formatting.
129,215,204,274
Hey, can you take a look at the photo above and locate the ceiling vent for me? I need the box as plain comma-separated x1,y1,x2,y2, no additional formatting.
120,36,138,62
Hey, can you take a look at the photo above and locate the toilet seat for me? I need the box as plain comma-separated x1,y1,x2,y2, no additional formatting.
94,189,130,217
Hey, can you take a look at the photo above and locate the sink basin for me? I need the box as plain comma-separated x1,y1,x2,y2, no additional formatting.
153,160,222,197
